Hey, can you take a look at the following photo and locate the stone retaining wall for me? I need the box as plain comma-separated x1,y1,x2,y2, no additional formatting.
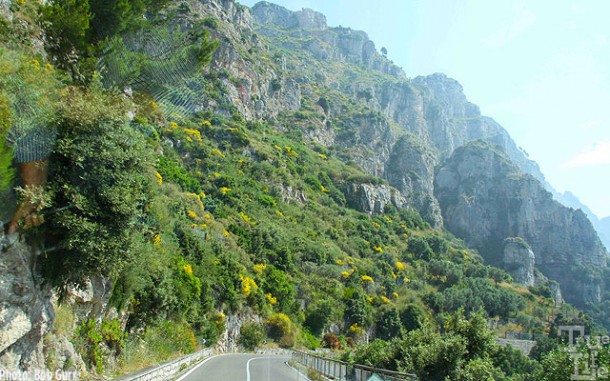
116,348,213,381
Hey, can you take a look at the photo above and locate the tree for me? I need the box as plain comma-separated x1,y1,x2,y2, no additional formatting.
376,307,402,340
239,322,265,350
534,349,574,381
262,266,295,312
450,358,507,381
345,291,372,327
400,304,425,332
42,87,152,288
88,0,148,42
407,236,433,260
305,299,333,336
491,344,542,379
351,339,395,369
394,328,467,381
41,0,91,79
381,47,387,57
443,310,497,361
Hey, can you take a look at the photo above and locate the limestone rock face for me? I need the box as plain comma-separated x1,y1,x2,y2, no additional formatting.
0,234,54,371
385,135,442,228
0,0,11,21
556,191,610,250
251,2,403,78
251,1,327,31
345,183,406,215
503,238,535,286
435,142,607,306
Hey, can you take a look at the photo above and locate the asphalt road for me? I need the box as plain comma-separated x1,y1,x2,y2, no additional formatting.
177,353,310,381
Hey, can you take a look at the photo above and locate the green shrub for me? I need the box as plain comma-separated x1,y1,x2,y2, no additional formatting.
203,17,219,30
43,87,152,288
77,318,126,373
0,93,13,190
239,322,265,351
375,307,402,340
407,236,433,260
266,313,295,348
298,330,320,350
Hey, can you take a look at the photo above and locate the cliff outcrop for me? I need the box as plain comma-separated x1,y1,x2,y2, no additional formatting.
434,142,607,306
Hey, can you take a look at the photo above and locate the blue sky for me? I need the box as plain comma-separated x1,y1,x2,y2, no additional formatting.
239,0,610,219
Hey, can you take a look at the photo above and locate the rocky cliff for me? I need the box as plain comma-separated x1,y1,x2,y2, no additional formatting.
434,142,607,306
198,0,607,307
0,234,54,371
555,191,610,250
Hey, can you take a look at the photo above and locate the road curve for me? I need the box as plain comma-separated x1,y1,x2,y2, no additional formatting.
177,353,309,381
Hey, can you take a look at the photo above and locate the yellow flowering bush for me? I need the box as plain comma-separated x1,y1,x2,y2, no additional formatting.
342,269,354,279
361,275,374,283
213,313,226,327
211,148,225,158
182,264,193,276
240,212,251,223
266,313,295,347
253,264,267,274
240,275,258,296
183,128,202,142
265,293,277,305
186,192,204,209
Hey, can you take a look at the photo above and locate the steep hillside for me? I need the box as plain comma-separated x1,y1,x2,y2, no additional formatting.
1,0,608,379
235,1,608,311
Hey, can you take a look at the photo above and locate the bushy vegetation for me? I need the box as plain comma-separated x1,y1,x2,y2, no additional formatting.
2,1,606,379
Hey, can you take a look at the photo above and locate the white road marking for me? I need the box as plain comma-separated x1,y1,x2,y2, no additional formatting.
246,356,278,381
284,360,311,380
176,354,220,381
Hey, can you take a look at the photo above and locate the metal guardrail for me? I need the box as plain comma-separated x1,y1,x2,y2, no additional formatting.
292,350,417,381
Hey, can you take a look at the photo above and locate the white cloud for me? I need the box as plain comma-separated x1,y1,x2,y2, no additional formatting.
562,141,610,168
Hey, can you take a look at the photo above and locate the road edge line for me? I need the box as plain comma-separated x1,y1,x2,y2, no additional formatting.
284,360,311,381
175,353,219,381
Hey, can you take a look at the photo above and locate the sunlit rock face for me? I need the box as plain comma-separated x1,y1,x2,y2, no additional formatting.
503,238,536,286
0,235,53,371
435,142,607,306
